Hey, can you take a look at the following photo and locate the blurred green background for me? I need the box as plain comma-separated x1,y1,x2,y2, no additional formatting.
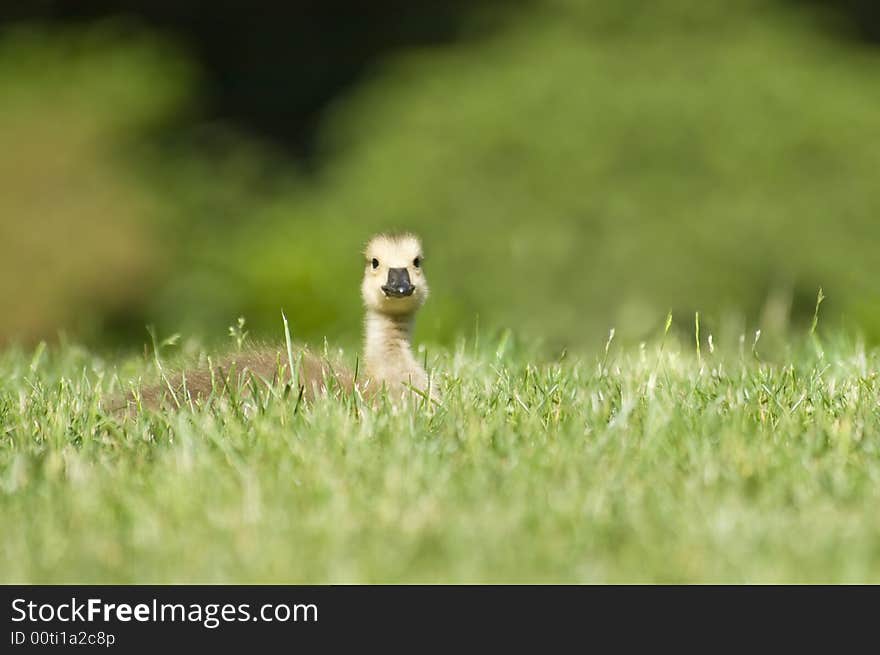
1,0,879,353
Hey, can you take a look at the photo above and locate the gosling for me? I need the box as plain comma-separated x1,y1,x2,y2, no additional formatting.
111,233,435,413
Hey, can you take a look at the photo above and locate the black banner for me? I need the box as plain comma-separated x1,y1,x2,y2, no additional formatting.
2,585,876,651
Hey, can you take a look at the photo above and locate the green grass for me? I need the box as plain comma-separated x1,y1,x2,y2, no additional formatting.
2,327,880,583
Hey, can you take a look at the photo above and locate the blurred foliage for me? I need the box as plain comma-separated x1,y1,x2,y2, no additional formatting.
791,0,880,42
0,26,188,342
1,0,879,352
3,0,525,159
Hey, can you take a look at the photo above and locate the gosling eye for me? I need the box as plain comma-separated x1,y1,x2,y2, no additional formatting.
413,256,422,268
371,258,379,270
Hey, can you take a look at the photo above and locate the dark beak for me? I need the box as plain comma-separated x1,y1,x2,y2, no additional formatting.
382,267,415,297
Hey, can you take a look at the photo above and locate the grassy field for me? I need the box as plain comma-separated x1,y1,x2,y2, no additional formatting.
2,323,880,583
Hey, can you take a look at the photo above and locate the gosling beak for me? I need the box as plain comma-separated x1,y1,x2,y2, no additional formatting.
382,267,415,297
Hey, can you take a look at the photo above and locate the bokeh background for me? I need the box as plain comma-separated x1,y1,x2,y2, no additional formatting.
2,1,879,354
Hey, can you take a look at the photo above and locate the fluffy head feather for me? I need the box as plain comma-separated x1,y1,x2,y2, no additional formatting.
362,233,428,316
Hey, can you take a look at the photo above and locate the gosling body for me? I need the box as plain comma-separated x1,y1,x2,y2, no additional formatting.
111,232,434,413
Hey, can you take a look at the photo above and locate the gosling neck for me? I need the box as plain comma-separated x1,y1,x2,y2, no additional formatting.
363,309,425,387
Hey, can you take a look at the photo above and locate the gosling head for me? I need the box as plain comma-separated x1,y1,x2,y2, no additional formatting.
362,233,429,317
